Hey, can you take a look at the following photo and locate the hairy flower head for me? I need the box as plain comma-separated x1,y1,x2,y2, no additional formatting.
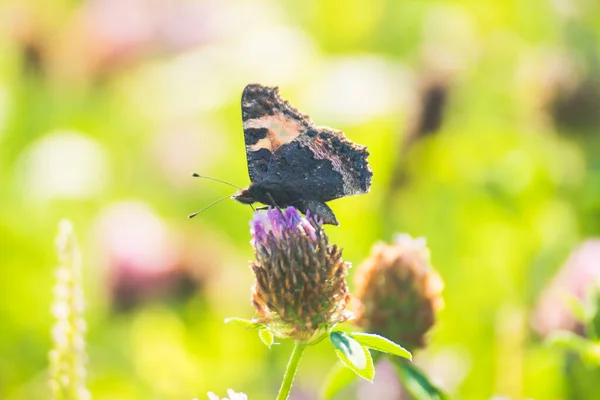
353,234,444,351
250,207,352,342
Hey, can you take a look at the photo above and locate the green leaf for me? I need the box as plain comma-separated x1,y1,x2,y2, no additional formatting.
548,330,591,354
563,293,589,325
547,330,600,364
224,317,263,330
590,289,600,340
330,331,374,381
320,362,359,400
393,358,449,400
258,328,274,348
347,332,412,361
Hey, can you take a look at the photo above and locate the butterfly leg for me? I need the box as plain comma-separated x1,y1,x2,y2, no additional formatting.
264,192,287,219
305,200,339,226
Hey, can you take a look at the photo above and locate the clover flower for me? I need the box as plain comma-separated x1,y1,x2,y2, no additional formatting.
249,207,352,342
49,220,90,400
353,234,444,350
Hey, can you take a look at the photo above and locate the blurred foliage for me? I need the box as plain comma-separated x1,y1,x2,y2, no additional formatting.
1,0,600,399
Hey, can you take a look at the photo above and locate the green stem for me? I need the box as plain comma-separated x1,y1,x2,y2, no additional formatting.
276,341,308,400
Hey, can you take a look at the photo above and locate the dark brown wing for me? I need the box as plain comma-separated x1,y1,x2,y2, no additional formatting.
241,84,312,182
263,126,372,202
241,83,372,201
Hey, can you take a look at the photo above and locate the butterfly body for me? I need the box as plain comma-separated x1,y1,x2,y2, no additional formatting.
232,84,372,225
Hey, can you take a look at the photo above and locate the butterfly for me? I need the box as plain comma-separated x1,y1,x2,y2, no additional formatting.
231,84,372,225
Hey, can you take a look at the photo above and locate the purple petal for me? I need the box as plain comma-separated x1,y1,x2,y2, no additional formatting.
284,207,302,231
250,206,318,246
267,208,285,239
300,219,317,242
250,211,270,245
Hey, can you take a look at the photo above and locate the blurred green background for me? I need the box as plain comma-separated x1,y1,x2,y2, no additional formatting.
1,0,600,399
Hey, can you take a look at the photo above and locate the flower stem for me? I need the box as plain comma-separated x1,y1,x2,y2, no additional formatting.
276,341,308,400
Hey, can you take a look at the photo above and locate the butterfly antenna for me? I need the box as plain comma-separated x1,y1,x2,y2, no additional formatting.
192,173,243,190
188,193,235,219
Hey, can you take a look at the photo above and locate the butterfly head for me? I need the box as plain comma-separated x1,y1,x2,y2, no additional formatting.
232,187,256,205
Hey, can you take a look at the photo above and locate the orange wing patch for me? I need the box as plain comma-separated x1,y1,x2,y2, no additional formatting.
244,111,305,153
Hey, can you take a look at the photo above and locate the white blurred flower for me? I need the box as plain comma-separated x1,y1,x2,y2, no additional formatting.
421,4,478,75
123,0,319,122
129,23,316,121
302,56,411,125
217,1,318,84
16,130,108,200
551,0,588,18
206,389,248,400
229,25,317,85
150,120,226,187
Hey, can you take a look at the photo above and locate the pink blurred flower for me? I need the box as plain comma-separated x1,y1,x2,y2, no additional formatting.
532,239,600,336
95,201,201,310
47,0,220,83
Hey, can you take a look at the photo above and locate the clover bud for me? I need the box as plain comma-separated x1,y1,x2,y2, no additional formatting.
353,234,444,350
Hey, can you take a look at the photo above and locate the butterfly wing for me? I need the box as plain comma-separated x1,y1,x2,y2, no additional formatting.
265,126,372,202
241,84,312,183
241,83,372,206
